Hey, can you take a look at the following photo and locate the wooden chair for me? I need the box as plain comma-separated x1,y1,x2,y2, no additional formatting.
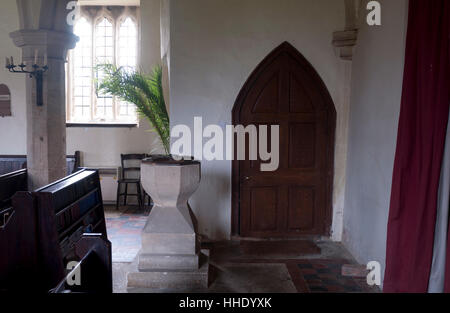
143,153,153,207
116,154,146,210
143,189,153,207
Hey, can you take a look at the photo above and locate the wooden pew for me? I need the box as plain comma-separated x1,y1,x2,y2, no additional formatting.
0,169,31,291
33,169,111,292
50,234,112,293
0,151,81,176
0,169,112,293
0,169,27,210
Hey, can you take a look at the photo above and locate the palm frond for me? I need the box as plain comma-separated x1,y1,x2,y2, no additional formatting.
96,64,170,154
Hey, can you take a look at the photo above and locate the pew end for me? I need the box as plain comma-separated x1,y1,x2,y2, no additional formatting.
50,234,112,293
0,169,112,293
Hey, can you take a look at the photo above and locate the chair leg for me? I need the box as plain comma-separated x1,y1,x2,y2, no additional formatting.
147,193,152,206
124,183,128,206
116,183,121,210
137,183,143,210
142,187,149,207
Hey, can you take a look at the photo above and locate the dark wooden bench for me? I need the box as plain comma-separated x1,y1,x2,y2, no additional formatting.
0,151,81,176
1,170,37,291
0,169,27,211
0,169,112,293
50,234,112,293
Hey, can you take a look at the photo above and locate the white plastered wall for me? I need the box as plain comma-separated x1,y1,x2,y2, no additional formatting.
0,0,165,167
169,0,350,240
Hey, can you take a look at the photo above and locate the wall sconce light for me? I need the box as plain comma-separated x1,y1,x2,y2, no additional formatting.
5,50,48,107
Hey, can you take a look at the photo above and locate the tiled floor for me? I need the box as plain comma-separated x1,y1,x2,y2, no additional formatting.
105,207,380,293
105,206,149,262
207,242,379,293
295,259,376,292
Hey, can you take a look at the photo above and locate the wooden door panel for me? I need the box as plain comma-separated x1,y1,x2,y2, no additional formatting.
289,73,315,113
232,42,336,237
248,122,279,172
288,123,316,169
242,59,284,117
240,185,281,236
251,73,280,114
288,59,328,112
287,186,315,232
249,186,278,232
241,113,317,123
243,175,320,186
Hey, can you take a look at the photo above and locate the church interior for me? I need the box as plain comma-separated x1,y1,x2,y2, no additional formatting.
0,0,449,295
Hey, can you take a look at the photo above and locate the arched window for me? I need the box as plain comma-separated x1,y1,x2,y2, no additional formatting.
72,17,92,119
118,17,138,116
67,7,140,125
95,17,114,119
118,17,137,69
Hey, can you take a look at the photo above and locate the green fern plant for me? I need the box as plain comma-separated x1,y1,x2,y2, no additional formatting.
96,64,170,155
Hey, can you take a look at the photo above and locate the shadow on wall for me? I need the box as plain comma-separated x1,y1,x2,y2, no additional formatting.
190,163,231,241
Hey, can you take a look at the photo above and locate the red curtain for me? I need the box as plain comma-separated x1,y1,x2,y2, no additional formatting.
384,0,450,293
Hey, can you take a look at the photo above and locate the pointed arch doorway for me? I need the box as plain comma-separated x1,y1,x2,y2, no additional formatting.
232,42,336,238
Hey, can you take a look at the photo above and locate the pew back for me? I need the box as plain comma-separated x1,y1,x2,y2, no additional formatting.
0,169,27,210
0,192,39,291
33,169,108,290
0,151,81,176
0,169,111,292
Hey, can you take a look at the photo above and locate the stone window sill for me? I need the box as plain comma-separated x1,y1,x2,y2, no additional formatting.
66,123,138,128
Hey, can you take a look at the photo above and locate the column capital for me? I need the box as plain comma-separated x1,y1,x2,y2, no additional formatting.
10,29,78,60
332,0,362,61
332,30,358,61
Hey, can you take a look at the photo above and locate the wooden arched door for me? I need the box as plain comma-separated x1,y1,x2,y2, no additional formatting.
232,42,336,237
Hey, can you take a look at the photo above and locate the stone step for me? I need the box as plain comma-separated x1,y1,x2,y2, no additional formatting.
141,232,198,255
127,255,209,290
139,253,199,271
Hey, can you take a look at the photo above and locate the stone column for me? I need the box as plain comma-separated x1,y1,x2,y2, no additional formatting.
330,0,360,241
10,30,77,189
160,0,171,108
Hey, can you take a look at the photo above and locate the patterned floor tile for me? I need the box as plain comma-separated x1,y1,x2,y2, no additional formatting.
105,206,149,263
295,259,378,293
